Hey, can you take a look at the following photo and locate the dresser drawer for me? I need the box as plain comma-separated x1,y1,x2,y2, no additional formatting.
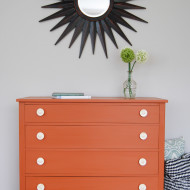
26,177,158,190
25,104,160,123
26,125,159,149
26,150,158,175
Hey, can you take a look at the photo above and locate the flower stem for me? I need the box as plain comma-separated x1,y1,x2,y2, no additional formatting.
128,63,132,98
131,61,136,72
128,62,131,72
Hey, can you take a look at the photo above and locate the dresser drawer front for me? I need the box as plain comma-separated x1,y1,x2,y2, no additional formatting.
26,177,158,190
26,150,158,175
25,104,160,123
26,125,159,149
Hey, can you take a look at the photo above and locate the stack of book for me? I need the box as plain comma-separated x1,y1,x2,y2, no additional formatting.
52,92,91,99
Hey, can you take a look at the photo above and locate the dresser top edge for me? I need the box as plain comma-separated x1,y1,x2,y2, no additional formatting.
16,97,168,103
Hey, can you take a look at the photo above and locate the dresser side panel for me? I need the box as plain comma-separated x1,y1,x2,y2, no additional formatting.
159,103,166,190
19,103,26,190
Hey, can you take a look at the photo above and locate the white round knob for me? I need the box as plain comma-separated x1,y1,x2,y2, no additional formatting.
37,157,45,165
140,109,148,117
140,132,148,140
139,184,146,190
37,132,45,140
37,108,44,117
139,158,147,166
37,183,45,190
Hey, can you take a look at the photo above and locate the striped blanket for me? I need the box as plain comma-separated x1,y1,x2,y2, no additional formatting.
165,153,190,190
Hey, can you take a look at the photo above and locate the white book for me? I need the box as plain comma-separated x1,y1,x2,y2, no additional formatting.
53,96,91,99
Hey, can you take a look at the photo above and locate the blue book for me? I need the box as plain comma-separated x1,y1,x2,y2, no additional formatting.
52,92,84,96
52,96,91,99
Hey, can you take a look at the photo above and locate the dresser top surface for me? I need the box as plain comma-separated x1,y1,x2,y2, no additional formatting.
16,97,168,103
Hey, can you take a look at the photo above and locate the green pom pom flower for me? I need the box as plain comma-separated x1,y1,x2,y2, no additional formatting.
136,50,149,63
120,48,135,63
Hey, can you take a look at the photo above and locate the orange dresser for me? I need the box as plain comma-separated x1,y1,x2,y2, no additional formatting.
17,97,167,190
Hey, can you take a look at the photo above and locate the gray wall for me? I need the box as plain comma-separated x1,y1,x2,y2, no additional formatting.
0,0,190,189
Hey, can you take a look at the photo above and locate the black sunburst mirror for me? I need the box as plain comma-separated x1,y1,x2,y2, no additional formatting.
40,0,148,58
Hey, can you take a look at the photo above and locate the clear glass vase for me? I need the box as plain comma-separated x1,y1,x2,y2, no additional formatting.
123,71,137,98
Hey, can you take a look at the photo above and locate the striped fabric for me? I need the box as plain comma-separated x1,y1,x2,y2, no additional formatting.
165,153,190,190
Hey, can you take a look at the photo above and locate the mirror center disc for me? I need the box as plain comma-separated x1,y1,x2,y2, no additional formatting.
78,0,110,18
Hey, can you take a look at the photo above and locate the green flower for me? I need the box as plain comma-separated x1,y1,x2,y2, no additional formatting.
120,48,135,63
136,50,149,63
